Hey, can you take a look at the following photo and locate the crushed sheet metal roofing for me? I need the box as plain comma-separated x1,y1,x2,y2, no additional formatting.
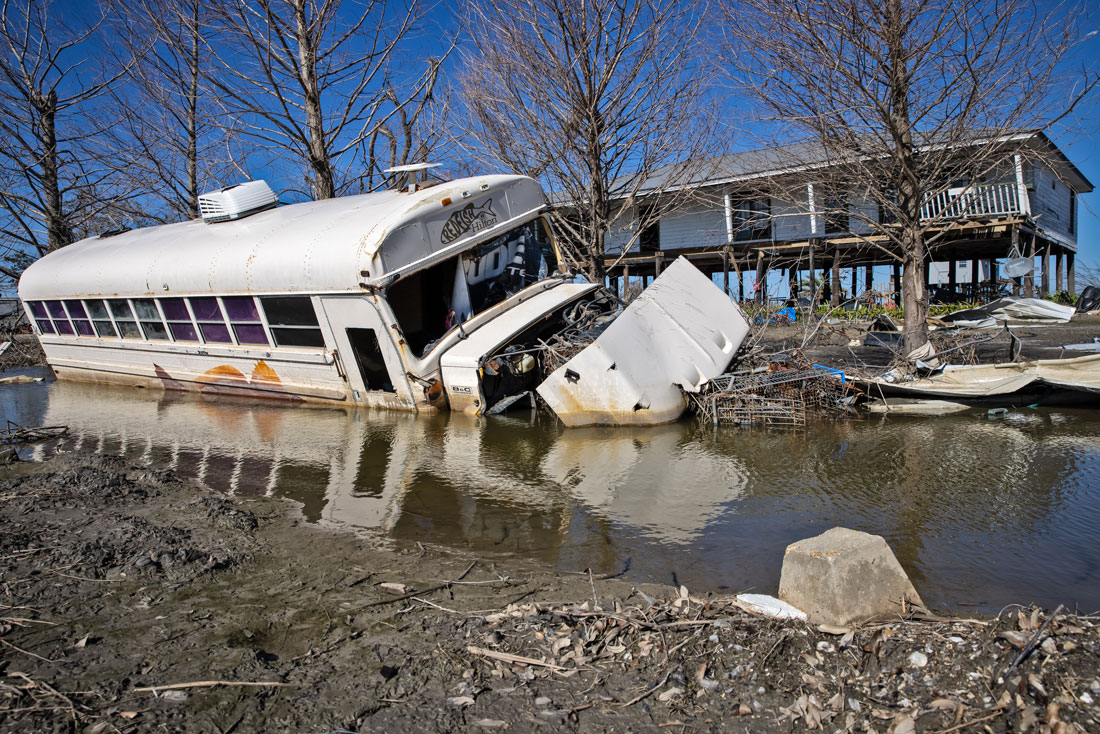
19,175,540,300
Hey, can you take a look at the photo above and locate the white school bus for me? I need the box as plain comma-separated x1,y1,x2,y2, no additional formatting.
18,175,605,413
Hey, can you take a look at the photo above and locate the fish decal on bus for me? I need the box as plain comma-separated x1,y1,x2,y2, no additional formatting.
440,199,498,245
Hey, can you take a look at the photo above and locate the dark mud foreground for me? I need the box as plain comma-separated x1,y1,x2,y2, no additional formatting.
1,453,1098,733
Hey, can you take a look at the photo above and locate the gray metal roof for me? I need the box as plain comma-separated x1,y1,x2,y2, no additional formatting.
616,130,1093,198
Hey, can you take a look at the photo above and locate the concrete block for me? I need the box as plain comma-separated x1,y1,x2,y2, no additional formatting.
778,527,924,626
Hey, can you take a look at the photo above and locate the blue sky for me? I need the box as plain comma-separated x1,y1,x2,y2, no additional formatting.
12,0,1100,286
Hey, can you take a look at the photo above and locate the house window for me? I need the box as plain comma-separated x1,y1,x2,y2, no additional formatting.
639,206,660,252
1070,192,1077,234
733,199,770,241
222,296,269,345
824,192,849,234
160,298,199,342
108,299,142,339
189,297,233,343
260,296,325,348
84,299,118,337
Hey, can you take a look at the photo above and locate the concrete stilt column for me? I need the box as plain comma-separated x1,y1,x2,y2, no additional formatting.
1056,251,1064,293
865,265,873,297
892,263,901,305
1068,252,1075,295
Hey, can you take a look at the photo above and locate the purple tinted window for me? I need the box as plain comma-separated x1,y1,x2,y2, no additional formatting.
160,298,190,321
29,301,47,318
37,319,55,334
200,323,232,343
169,322,198,341
47,300,67,318
190,297,223,322
73,320,95,336
233,324,268,345
64,300,87,318
223,296,259,321
55,320,75,335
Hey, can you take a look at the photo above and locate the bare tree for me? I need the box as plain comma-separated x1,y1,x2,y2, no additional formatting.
208,0,450,201
0,0,136,283
460,0,719,281
105,0,242,222
722,0,1096,353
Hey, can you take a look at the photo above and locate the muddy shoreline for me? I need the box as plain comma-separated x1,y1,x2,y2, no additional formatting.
2,451,1098,733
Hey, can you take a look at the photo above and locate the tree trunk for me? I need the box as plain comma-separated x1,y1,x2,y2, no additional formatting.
294,0,335,199
38,91,71,253
885,0,928,354
186,0,200,218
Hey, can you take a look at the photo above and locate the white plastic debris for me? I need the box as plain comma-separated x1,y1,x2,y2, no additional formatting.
735,593,808,621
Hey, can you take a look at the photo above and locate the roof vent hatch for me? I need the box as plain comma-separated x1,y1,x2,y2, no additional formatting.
198,180,279,223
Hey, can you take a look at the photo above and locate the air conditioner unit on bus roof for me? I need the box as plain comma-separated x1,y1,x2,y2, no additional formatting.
198,180,279,223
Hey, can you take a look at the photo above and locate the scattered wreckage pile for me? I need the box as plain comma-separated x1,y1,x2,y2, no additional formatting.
458,590,1099,732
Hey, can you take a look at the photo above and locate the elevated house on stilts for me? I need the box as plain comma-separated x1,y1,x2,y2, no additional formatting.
601,131,1092,307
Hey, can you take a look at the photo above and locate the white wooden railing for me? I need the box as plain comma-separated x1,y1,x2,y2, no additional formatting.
919,182,1020,221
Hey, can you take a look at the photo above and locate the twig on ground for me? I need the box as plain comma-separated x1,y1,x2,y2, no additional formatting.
362,560,478,608
133,680,291,693
467,645,567,672
617,669,672,707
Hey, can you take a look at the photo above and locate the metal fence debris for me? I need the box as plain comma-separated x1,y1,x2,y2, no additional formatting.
689,366,861,428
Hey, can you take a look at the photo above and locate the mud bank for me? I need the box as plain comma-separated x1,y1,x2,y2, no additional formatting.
1,452,1098,733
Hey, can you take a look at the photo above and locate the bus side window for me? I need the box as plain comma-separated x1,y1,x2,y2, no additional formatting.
160,298,198,341
260,296,325,348
64,300,94,336
189,297,232,343
84,299,118,337
133,299,169,340
46,300,74,335
108,300,141,339
223,296,269,345
346,328,394,392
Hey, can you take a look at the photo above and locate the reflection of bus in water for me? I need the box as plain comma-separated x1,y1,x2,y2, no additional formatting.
18,174,608,414
31,381,748,547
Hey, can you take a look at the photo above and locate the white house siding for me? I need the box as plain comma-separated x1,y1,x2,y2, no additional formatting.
658,204,727,250
849,193,878,235
772,198,812,240
605,206,639,254
1029,160,1074,240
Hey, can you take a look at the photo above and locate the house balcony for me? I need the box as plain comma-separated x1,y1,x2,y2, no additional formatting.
919,182,1021,222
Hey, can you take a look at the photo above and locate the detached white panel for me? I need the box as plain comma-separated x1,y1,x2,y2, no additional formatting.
538,257,748,427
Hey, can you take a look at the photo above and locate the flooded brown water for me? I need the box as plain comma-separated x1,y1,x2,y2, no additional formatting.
4,372,1099,613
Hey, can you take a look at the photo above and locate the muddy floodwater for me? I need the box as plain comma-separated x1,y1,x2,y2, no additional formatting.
4,372,1099,613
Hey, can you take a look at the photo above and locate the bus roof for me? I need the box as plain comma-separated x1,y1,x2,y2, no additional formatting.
19,175,545,300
